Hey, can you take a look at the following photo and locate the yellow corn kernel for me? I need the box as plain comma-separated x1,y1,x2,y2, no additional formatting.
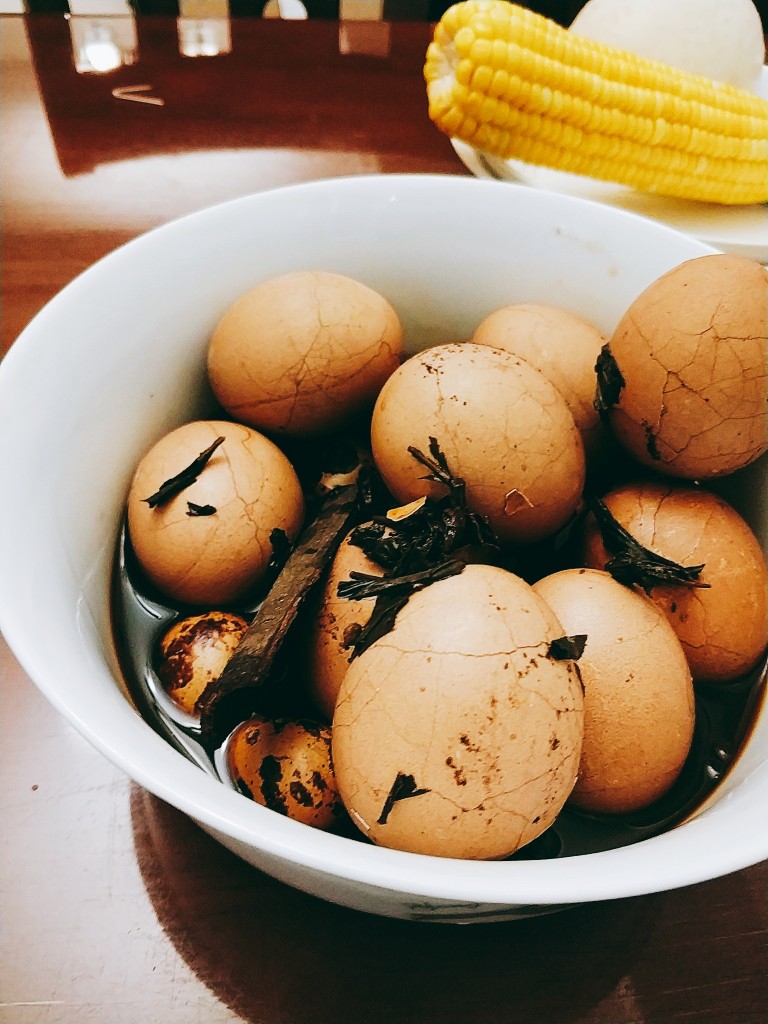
424,0,768,205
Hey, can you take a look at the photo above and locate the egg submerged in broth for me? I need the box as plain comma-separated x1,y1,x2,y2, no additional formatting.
332,564,585,860
534,569,696,816
126,419,305,606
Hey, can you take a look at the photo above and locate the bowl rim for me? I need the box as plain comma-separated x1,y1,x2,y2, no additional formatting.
1,172,766,909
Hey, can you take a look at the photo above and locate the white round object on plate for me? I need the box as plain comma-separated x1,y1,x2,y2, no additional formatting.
569,0,765,92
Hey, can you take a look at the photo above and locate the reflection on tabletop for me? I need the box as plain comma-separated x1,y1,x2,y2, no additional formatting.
22,8,465,177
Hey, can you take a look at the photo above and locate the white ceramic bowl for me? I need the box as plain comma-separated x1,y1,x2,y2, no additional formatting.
0,174,765,923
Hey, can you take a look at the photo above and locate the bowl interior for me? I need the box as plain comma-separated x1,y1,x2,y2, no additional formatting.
0,174,765,913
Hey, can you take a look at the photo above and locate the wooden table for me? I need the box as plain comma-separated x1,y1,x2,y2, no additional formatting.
1,14,766,1024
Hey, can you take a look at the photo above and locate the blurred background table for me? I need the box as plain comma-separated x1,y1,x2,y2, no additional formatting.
1,10,767,1024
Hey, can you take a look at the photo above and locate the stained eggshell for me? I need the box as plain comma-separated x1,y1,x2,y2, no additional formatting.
582,481,768,683
332,564,584,860
533,568,695,815
127,419,304,605
471,303,605,453
207,271,403,436
226,717,343,830
602,254,768,479
156,610,248,716
307,527,384,721
370,342,586,545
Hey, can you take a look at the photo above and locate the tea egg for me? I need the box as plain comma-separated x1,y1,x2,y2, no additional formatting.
370,342,585,544
156,610,248,716
533,569,695,815
127,419,304,605
207,271,403,436
307,526,383,721
471,303,605,454
332,564,584,859
601,254,768,479
582,481,768,683
226,717,343,830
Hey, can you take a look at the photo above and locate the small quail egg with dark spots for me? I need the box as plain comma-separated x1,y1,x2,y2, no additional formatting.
156,611,248,717
225,717,343,830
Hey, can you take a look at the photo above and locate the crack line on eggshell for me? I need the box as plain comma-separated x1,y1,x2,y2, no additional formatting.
333,682,383,731
650,491,717,568
647,488,672,552
676,588,747,659
430,356,465,475
423,752,573,817
663,363,766,410
369,639,555,661
419,786,529,821
656,414,766,459
516,687,581,719
636,322,766,461
222,437,272,556
228,335,396,417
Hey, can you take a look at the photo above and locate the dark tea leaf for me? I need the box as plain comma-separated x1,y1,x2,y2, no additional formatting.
548,635,588,661
377,772,431,825
349,439,499,580
592,499,709,594
268,527,292,573
337,561,465,602
144,436,225,508
339,560,466,659
197,484,359,740
186,502,217,517
407,435,467,504
594,345,625,422
343,593,411,659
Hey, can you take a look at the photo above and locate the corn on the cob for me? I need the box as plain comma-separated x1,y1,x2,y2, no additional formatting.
424,0,768,205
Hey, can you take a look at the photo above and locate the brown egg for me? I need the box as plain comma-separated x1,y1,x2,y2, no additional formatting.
533,569,695,815
332,564,584,859
226,717,343,830
600,254,768,478
581,481,768,683
307,527,384,722
370,343,585,545
156,611,248,716
471,303,605,454
127,419,304,605
207,271,403,436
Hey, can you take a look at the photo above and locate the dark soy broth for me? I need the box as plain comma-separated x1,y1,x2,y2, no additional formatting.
112,520,767,861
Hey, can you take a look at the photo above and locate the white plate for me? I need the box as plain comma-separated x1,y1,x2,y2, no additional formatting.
452,66,768,263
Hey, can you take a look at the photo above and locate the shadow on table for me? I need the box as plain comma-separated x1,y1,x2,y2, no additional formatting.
131,784,662,1024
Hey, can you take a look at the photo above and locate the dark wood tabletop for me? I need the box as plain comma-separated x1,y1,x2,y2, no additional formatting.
1,13,767,1024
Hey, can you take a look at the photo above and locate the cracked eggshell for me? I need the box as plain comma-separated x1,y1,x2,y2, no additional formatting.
307,527,384,721
605,254,768,479
370,342,586,544
332,564,584,860
471,303,606,455
533,569,695,815
127,419,304,605
207,271,403,436
226,717,343,830
581,481,768,683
